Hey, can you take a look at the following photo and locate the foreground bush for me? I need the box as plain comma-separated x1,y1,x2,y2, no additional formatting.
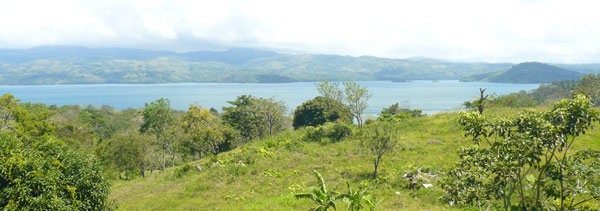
0,134,111,210
443,95,600,210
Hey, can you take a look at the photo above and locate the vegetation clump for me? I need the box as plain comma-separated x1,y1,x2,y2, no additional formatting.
444,95,600,210
293,96,352,129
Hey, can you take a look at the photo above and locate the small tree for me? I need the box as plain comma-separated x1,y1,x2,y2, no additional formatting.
359,122,398,178
477,88,489,114
253,97,288,136
343,81,372,128
140,98,175,171
295,170,339,211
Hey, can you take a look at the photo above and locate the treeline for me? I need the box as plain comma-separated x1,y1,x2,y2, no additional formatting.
465,73,600,109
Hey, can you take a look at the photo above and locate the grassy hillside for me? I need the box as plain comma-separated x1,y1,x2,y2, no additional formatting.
109,107,600,210
462,62,584,83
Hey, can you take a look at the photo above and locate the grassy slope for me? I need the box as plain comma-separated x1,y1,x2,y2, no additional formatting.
110,108,600,210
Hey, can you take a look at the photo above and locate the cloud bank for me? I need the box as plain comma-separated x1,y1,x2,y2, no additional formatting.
0,0,599,63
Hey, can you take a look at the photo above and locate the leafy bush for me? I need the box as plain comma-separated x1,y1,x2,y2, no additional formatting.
443,95,600,210
0,134,111,210
293,96,353,129
303,122,353,144
488,91,538,108
174,164,193,178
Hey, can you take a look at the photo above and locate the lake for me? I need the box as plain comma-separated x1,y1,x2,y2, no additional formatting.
0,80,539,114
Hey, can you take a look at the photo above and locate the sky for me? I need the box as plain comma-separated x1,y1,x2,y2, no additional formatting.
0,0,599,63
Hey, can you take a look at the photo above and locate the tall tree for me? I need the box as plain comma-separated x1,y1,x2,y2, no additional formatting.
140,98,175,171
343,81,372,128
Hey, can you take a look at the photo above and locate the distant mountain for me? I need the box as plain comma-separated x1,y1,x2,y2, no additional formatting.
461,62,585,83
181,48,280,65
0,46,279,65
0,46,591,85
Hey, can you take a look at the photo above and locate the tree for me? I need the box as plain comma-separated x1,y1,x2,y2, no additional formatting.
253,97,288,136
572,73,600,106
477,88,489,114
343,81,372,128
443,95,600,210
181,104,235,158
0,94,55,138
97,131,153,178
315,81,344,103
293,96,353,129
314,81,372,128
0,134,111,210
140,98,175,171
222,95,288,142
295,170,339,211
359,122,398,178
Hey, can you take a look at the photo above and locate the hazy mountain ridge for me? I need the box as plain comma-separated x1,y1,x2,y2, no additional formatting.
0,46,596,85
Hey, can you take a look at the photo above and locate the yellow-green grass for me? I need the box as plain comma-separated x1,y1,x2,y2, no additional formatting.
110,107,600,210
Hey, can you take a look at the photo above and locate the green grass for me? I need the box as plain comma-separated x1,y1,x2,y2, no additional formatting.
110,107,600,210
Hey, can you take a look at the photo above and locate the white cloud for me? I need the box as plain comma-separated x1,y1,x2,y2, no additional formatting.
0,0,599,63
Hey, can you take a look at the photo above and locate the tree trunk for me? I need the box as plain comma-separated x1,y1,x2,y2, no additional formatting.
373,159,379,178
162,147,166,172
171,152,175,167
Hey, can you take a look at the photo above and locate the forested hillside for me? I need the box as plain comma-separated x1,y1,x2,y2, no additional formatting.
462,62,585,83
0,46,515,84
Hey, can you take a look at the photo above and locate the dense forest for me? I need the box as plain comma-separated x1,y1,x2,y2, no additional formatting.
2,75,600,210
2,46,600,85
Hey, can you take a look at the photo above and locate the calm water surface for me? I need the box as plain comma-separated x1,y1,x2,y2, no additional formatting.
0,80,539,114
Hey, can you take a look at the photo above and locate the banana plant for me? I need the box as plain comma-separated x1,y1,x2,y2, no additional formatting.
339,182,380,211
295,170,339,211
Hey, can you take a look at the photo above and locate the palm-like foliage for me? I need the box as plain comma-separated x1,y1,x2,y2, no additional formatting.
339,182,380,211
295,170,339,211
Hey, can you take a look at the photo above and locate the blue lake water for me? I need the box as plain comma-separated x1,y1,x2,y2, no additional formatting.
0,80,539,115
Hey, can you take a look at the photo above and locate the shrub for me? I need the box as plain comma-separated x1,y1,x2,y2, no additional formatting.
293,96,353,129
0,134,111,210
174,164,193,178
443,95,600,210
303,122,353,144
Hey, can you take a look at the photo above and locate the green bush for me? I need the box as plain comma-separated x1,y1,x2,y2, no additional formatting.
293,96,353,129
0,134,111,210
303,122,353,144
174,164,193,178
